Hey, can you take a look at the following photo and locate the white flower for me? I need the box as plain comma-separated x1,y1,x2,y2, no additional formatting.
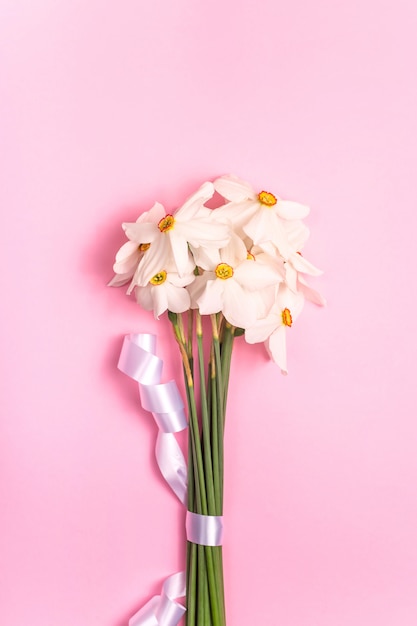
189,234,282,328
278,220,323,291
123,182,230,284
213,174,309,259
135,268,195,319
107,203,161,288
245,284,305,374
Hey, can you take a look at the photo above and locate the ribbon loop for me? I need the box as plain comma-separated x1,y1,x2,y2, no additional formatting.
118,334,189,624
139,380,186,423
129,572,186,626
117,333,188,503
186,511,224,546
118,334,163,384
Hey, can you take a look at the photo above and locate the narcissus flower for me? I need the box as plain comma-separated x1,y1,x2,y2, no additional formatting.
135,268,195,319
279,220,323,292
245,284,305,374
107,203,160,288
122,182,231,284
109,176,324,371
214,174,310,259
189,234,282,328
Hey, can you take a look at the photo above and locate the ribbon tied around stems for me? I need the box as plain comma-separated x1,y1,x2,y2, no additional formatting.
186,512,224,547
118,334,187,625
118,334,226,624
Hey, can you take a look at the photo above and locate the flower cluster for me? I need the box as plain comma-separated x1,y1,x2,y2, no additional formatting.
109,175,324,373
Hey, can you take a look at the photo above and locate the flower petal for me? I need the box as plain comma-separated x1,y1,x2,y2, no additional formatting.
275,200,310,220
165,283,191,313
151,285,169,319
213,174,256,202
196,278,224,315
169,230,191,277
284,220,310,249
245,314,281,344
222,280,257,328
190,245,221,271
135,285,154,311
285,263,298,292
143,202,166,223
267,327,288,374
175,181,215,220
215,199,257,233
122,221,158,243
244,210,292,258
177,219,230,249
297,276,326,306
168,271,195,288
290,252,323,276
107,272,133,288
131,236,172,287
113,244,140,275
234,259,282,291
219,233,247,266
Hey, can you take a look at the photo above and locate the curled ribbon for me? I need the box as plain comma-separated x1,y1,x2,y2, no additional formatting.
118,334,187,626
118,334,226,624
129,572,186,626
118,333,188,504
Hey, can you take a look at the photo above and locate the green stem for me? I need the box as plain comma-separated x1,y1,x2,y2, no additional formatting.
187,310,194,361
170,311,229,626
209,351,221,514
220,323,235,417
196,312,216,516
187,541,197,625
197,545,209,625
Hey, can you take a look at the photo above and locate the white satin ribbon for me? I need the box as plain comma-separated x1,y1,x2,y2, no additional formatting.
118,333,225,625
118,333,188,504
118,334,188,626
186,511,224,546
128,572,186,626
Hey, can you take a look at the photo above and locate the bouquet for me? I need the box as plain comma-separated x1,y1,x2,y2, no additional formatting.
109,174,324,626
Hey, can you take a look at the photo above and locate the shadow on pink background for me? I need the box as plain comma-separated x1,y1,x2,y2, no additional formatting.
1,1,417,624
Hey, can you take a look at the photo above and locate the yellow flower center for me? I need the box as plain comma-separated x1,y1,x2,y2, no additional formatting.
258,191,277,207
138,243,151,252
281,308,293,327
215,263,234,280
247,251,255,261
150,270,167,285
158,214,175,233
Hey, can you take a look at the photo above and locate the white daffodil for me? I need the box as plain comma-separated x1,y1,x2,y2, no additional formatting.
213,174,310,259
245,245,286,317
245,284,305,374
107,203,161,288
189,234,282,329
135,268,195,319
284,251,323,292
280,220,323,292
122,182,230,284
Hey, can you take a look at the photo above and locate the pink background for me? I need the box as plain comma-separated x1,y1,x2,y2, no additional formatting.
1,1,417,624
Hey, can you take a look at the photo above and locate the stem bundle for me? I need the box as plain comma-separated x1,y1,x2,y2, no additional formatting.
169,310,235,626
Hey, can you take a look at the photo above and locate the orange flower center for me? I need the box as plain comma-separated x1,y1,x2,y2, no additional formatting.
138,243,151,252
258,191,277,207
281,308,293,327
158,215,175,233
215,263,234,280
247,251,255,261
150,270,167,285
